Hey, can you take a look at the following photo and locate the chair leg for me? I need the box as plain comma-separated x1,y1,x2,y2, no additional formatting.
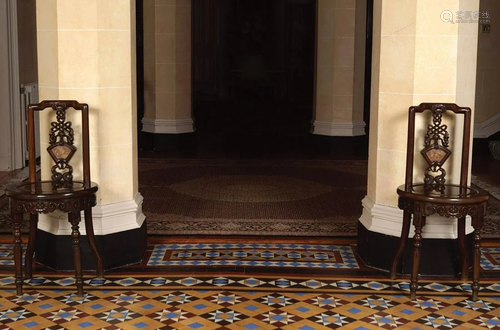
12,212,23,296
390,210,411,279
25,214,38,279
457,216,468,282
471,215,483,301
84,207,104,278
68,211,84,296
410,214,425,300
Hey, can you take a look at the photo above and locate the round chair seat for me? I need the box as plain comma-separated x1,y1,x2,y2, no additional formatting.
397,184,490,204
6,181,98,200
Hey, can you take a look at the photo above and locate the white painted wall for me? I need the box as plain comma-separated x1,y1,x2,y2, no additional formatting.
0,0,22,171
0,0,13,170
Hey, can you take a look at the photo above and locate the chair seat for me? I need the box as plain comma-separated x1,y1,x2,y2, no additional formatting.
397,184,489,204
6,181,98,201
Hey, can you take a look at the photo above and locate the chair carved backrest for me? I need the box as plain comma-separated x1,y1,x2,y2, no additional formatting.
405,103,472,192
27,100,91,187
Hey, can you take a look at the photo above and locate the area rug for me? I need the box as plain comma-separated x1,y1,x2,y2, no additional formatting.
139,159,368,236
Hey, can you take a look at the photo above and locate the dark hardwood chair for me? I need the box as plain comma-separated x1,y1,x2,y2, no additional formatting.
5,100,104,296
390,103,489,301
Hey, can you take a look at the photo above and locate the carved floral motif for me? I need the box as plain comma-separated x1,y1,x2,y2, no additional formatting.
12,195,96,214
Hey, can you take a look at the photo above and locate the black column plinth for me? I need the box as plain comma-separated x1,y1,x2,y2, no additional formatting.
35,220,148,271
357,221,473,276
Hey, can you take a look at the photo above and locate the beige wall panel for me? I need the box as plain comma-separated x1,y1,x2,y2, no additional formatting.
413,36,458,95
155,92,176,119
333,37,355,67
56,0,97,30
318,0,335,9
36,30,58,87
174,91,191,119
155,4,175,34
335,0,355,9
174,62,191,92
57,31,99,88
314,94,334,122
155,33,176,63
98,31,132,87
375,149,407,206
317,8,334,39
175,32,191,62
143,62,156,92
316,39,334,68
144,91,156,118
332,67,354,96
97,0,131,30
315,66,335,97
334,9,355,38
98,88,133,148
36,0,57,30
331,95,353,121
378,36,415,94
97,144,134,203
379,0,416,36
155,63,176,93
174,2,191,32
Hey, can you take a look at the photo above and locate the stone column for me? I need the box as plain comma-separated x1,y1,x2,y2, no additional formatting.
358,0,480,274
312,0,366,137
35,0,146,270
141,0,193,151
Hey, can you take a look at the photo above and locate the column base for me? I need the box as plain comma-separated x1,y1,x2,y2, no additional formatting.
357,222,472,276
34,219,148,271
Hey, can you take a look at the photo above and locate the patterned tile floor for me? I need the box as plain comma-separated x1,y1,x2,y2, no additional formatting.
1,238,500,329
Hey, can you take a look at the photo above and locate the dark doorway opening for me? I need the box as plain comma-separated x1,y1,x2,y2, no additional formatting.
192,0,316,157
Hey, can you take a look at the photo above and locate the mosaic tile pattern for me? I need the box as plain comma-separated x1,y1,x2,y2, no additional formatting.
1,240,500,328
147,243,360,268
2,289,500,329
482,247,500,270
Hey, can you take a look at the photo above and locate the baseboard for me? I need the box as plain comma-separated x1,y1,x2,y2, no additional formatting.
474,113,500,138
141,117,194,134
38,193,146,236
359,196,473,239
312,120,366,136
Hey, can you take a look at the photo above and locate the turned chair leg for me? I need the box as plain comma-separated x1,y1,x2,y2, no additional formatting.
457,216,468,282
68,211,84,296
25,214,38,279
471,215,483,301
12,212,24,296
84,207,104,278
390,210,411,279
410,214,425,300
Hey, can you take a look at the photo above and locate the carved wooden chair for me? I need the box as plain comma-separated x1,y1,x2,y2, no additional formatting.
5,100,103,296
390,103,489,301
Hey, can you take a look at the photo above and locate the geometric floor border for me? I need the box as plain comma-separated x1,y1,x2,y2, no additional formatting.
1,275,500,297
